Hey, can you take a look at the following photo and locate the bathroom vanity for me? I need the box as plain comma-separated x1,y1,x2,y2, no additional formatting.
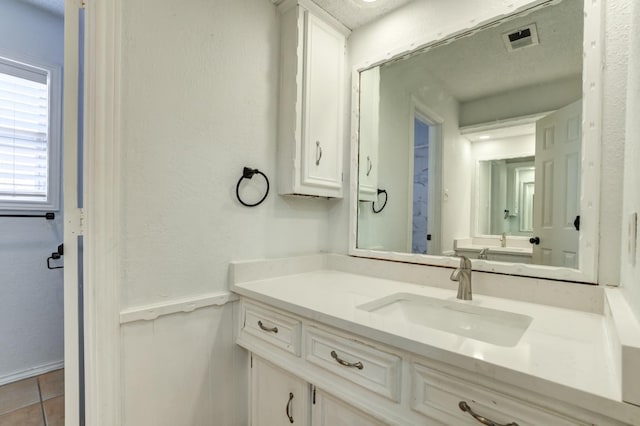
231,255,640,426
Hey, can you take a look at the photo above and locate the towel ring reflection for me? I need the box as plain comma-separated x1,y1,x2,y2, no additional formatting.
372,188,388,214
236,167,270,207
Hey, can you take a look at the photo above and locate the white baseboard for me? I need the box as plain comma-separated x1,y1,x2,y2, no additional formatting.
0,360,65,386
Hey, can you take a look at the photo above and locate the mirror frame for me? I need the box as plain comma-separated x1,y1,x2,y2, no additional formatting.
348,0,603,283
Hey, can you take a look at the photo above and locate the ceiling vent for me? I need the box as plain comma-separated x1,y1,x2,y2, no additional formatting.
502,24,539,52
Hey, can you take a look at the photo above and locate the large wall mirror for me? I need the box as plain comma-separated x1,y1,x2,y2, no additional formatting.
352,0,603,283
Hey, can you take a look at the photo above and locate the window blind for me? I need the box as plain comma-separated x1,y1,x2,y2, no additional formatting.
0,59,49,203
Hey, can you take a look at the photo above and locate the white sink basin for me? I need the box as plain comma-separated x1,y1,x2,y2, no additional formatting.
357,293,533,347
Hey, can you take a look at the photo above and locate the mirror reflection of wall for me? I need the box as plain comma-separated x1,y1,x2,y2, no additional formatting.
357,0,584,268
476,156,535,237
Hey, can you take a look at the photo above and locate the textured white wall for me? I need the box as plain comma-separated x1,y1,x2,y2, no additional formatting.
118,0,332,423
0,0,64,383
599,0,632,286
620,0,640,319
119,0,331,308
334,0,632,287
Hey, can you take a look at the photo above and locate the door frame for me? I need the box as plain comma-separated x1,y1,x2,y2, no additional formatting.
63,0,122,424
406,97,443,255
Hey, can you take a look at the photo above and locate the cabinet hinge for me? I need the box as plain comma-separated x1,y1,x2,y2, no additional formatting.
79,208,85,235
250,354,253,369
312,386,316,405
341,172,344,182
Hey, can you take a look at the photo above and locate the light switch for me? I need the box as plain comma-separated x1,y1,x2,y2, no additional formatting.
629,212,637,265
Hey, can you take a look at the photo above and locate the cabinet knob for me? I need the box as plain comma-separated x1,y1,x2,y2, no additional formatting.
316,141,323,166
366,156,373,176
529,236,540,245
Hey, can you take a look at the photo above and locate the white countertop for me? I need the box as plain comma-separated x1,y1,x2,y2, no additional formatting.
231,268,639,422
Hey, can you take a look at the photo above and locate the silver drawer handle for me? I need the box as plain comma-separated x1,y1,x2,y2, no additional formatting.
257,320,278,333
286,392,294,423
330,350,363,370
459,401,519,426
316,141,323,166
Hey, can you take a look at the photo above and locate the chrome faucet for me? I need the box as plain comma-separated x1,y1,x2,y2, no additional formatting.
500,232,507,248
450,256,472,300
478,248,489,260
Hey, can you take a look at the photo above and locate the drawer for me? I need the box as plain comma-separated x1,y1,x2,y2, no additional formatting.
304,326,402,402
241,301,301,356
411,363,586,426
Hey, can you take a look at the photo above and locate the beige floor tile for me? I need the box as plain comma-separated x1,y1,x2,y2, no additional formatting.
0,403,44,426
43,396,64,426
38,370,64,401
0,378,40,416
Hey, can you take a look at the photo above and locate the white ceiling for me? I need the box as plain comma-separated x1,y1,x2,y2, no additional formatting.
23,0,412,27
311,0,414,30
385,0,583,102
18,0,64,16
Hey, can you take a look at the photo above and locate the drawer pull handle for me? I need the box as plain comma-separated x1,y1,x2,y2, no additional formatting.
459,401,519,426
258,321,278,333
286,392,294,423
330,350,364,370
316,141,323,166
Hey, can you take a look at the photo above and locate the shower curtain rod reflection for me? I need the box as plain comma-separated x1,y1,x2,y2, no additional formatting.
0,212,55,220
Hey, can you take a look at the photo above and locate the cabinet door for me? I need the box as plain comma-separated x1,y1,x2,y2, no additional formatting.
358,67,380,202
251,356,310,426
301,11,344,195
311,388,387,426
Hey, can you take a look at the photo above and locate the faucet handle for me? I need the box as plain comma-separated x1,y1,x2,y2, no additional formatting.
456,255,472,269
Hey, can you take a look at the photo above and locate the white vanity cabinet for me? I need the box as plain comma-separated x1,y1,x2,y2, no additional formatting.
311,388,386,426
251,356,310,426
237,298,624,426
276,0,349,198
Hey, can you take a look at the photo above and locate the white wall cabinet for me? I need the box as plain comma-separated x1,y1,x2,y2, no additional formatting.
237,298,627,426
277,0,349,198
357,67,380,202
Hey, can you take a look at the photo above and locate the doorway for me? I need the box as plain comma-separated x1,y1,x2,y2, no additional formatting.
408,100,442,256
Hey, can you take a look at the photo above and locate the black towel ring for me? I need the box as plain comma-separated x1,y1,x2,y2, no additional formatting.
236,167,270,207
372,188,388,214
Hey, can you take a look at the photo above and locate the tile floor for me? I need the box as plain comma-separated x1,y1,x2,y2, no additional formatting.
0,369,64,426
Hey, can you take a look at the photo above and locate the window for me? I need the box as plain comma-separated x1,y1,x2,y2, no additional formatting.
0,55,60,211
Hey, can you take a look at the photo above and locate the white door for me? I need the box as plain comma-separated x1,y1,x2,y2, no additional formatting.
63,0,85,423
311,388,386,426
251,356,310,426
532,100,581,267
301,11,344,192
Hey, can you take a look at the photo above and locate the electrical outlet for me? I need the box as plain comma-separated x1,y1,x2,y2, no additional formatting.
629,212,638,265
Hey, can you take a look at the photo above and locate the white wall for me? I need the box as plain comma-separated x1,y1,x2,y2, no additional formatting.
117,0,332,424
0,0,64,384
333,0,631,287
459,76,582,127
598,0,632,285
620,0,640,320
